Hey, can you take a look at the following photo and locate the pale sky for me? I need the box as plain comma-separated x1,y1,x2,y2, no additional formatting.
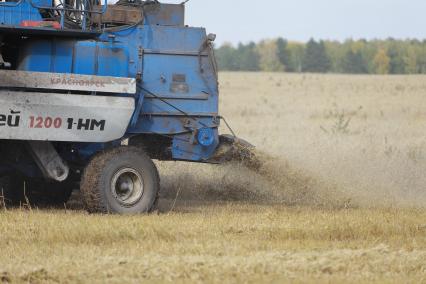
176,0,426,45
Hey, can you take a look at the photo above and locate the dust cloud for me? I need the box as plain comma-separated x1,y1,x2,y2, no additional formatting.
158,143,426,210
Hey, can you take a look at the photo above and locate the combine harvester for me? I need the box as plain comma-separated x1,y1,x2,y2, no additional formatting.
0,0,255,213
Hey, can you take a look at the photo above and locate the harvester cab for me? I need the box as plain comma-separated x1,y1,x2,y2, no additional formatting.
0,0,254,213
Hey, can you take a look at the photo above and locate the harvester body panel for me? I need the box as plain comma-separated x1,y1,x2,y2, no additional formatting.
0,91,134,142
0,0,244,201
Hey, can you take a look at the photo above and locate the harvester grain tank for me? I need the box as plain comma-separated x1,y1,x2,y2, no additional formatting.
0,0,253,213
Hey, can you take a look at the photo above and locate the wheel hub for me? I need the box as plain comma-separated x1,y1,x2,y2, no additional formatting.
111,168,144,206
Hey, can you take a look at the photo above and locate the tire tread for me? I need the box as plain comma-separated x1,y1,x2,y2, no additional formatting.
81,146,160,214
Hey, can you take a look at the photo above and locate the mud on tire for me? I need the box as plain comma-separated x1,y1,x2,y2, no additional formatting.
81,146,160,214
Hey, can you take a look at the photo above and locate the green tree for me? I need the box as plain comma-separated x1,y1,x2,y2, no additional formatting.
404,45,419,74
387,43,406,74
340,50,368,74
237,42,260,71
324,40,346,73
361,40,380,74
215,43,239,71
302,39,331,73
287,42,304,72
276,38,291,71
214,38,426,74
416,42,426,73
257,40,284,72
373,48,390,74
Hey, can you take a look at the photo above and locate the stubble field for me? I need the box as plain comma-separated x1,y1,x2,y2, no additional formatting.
1,72,426,283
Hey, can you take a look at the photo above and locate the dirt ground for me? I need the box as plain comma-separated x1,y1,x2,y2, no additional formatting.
1,72,425,283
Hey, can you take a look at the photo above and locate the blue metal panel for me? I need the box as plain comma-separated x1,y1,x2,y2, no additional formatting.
143,4,184,26
142,54,211,100
19,40,129,77
18,40,52,72
52,41,74,73
73,41,96,75
128,116,219,135
141,26,206,52
103,25,219,135
74,41,130,76
99,26,142,79
18,40,74,73
171,130,219,161
0,0,45,26
97,43,129,77
140,97,218,117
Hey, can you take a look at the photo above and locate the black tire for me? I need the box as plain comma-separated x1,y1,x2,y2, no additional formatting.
0,176,19,206
0,175,33,206
0,176,75,207
81,146,160,214
28,180,75,207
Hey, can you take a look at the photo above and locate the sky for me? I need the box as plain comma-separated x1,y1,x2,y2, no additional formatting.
172,0,426,46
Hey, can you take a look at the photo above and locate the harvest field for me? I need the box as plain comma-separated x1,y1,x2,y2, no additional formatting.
1,72,426,283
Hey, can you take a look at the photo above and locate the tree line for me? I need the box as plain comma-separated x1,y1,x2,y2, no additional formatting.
214,38,426,74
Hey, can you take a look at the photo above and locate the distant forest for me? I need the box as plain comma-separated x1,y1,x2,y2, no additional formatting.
214,38,426,74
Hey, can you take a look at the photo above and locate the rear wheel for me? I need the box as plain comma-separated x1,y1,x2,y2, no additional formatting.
81,146,160,214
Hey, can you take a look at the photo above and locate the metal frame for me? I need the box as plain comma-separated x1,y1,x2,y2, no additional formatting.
0,0,108,31
28,0,108,30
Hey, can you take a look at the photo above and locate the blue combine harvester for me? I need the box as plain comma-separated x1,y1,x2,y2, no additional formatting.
0,0,254,213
